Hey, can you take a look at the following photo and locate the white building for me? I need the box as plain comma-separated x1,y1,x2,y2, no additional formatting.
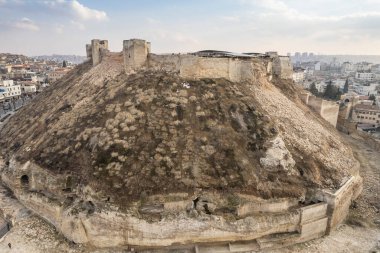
341,62,355,73
292,67,306,83
371,64,380,73
20,82,37,94
352,104,380,126
353,83,379,96
355,62,372,72
48,68,70,82
333,79,347,91
315,81,327,93
0,80,21,100
355,72,376,81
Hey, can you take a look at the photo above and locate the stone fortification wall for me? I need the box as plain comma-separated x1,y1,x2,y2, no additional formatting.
0,159,361,249
315,175,362,233
237,197,299,216
83,38,290,83
303,94,339,128
86,38,291,82
148,53,183,72
320,100,340,128
148,54,262,83
272,56,293,79
91,39,109,66
123,39,150,72
86,44,92,59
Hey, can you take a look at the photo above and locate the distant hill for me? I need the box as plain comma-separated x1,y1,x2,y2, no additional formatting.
33,54,87,64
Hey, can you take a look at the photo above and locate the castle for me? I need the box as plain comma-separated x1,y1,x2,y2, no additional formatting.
86,39,293,81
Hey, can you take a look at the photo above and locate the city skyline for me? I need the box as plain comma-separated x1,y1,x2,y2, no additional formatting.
1,0,380,56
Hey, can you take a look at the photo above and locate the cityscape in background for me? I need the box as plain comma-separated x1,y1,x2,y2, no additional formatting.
287,52,380,137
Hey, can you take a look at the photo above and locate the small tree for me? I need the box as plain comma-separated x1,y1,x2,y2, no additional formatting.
323,81,341,100
343,79,349,93
376,84,380,94
309,82,319,95
369,94,376,101
62,60,68,68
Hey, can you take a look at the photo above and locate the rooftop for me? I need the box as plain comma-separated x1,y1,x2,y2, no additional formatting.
354,104,380,111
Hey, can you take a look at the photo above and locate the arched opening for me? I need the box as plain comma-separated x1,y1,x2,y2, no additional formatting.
20,175,29,189
345,99,350,103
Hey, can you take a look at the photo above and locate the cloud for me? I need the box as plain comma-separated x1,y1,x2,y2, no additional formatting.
221,16,241,22
54,24,64,34
146,17,160,25
70,20,85,30
43,0,107,21
12,17,40,31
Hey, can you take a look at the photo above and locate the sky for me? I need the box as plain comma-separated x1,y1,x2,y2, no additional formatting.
0,0,380,56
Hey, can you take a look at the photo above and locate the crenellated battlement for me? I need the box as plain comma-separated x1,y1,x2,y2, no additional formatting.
86,38,293,81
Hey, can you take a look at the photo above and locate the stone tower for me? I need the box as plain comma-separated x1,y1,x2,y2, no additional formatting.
86,44,92,59
123,39,150,72
91,39,108,66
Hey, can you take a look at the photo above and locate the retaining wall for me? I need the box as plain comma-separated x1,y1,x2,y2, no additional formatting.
0,159,361,249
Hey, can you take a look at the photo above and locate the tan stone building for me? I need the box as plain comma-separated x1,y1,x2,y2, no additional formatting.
352,104,380,126
48,68,70,83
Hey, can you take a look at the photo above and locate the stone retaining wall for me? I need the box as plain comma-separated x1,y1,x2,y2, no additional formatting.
0,159,362,249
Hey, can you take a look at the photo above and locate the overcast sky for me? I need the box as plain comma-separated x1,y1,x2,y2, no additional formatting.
1,0,380,56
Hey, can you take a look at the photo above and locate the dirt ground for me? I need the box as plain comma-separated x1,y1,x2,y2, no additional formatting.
0,132,379,253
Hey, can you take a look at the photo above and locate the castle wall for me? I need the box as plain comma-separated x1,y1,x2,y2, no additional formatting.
307,96,323,114
123,39,150,72
306,95,339,128
86,44,92,59
91,39,109,66
0,156,361,249
273,56,293,79
320,100,340,128
148,54,183,72
149,54,260,82
237,198,298,216
315,176,362,233
179,56,231,80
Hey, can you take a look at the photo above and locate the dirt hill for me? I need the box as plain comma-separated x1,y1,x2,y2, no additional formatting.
0,53,358,207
